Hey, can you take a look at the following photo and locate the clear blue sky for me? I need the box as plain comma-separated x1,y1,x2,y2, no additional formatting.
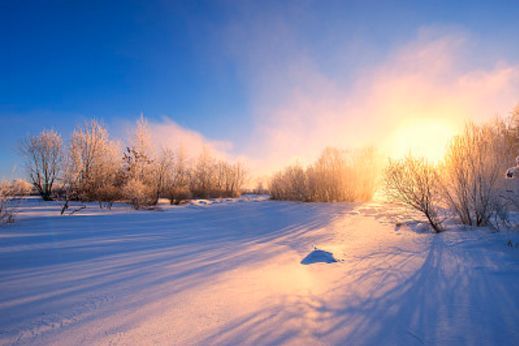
1,0,519,178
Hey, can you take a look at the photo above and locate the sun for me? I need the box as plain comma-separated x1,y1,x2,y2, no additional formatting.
387,118,459,163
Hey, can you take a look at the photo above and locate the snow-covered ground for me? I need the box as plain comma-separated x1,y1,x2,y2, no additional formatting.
1,197,518,345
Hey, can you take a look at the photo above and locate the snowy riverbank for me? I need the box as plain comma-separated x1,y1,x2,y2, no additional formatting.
1,198,518,345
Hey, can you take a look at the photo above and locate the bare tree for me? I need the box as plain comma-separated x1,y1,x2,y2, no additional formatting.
229,161,247,197
384,156,444,233
213,160,246,197
270,163,308,201
150,148,174,204
21,130,63,200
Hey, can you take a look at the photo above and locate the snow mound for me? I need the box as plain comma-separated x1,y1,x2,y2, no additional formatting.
300,248,339,265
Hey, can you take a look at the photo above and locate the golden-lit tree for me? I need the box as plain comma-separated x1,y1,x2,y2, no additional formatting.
122,116,157,209
65,120,121,203
384,155,444,233
0,180,17,224
270,147,378,202
442,122,510,226
166,146,192,204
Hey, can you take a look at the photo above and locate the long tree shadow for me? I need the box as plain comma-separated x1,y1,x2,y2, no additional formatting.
199,234,519,345
0,200,351,342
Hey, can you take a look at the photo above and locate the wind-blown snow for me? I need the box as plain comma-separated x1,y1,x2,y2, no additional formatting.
0,198,518,345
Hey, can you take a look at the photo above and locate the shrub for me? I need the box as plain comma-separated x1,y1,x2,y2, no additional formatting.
270,147,378,202
10,179,33,196
384,156,444,233
0,181,16,224
95,183,123,210
122,178,156,210
270,164,308,201
167,186,192,205
442,122,510,227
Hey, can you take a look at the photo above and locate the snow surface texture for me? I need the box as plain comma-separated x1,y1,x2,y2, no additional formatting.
1,197,519,345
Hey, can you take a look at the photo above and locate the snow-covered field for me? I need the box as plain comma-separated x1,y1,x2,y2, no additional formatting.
1,197,519,345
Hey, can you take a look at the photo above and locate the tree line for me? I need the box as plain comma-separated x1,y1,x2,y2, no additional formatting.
269,147,379,202
4,106,519,232
19,117,247,209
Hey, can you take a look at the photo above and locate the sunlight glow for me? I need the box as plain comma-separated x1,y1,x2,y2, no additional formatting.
387,118,459,162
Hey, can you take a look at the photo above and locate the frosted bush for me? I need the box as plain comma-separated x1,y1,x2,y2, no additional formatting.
270,147,378,202
442,122,511,227
0,181,16,224
123,178,156,210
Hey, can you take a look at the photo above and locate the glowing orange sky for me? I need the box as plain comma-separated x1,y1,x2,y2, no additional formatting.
145,28,519,175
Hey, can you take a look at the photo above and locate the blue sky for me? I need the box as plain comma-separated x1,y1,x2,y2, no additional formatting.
1,0,519,178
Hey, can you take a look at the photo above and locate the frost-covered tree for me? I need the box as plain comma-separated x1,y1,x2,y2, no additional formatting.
270,163,308,201
166,146,192,204
442,122,510,227
122,116,157,209
9,179,33,196
230,162,247,196
188,147,247,199
150,148,174,204
307,147,345,202
122,177,155,210
21,130,63,200
65,120,121,202
190,147,216,198
214,160,246,197
385,155,444,233
270,147,378,202
124,116,154,182
0,180,16,224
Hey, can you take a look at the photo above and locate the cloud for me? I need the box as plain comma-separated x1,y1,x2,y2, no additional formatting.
133,26,519,179
232,27,519,173
146,117,234,161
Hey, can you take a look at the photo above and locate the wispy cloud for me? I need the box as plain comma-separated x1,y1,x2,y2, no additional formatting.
143,25,519,177
229,26,519,173
147,117,234,160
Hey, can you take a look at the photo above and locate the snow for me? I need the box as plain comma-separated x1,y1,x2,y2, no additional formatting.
1,197,518,345
300,248,339,264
